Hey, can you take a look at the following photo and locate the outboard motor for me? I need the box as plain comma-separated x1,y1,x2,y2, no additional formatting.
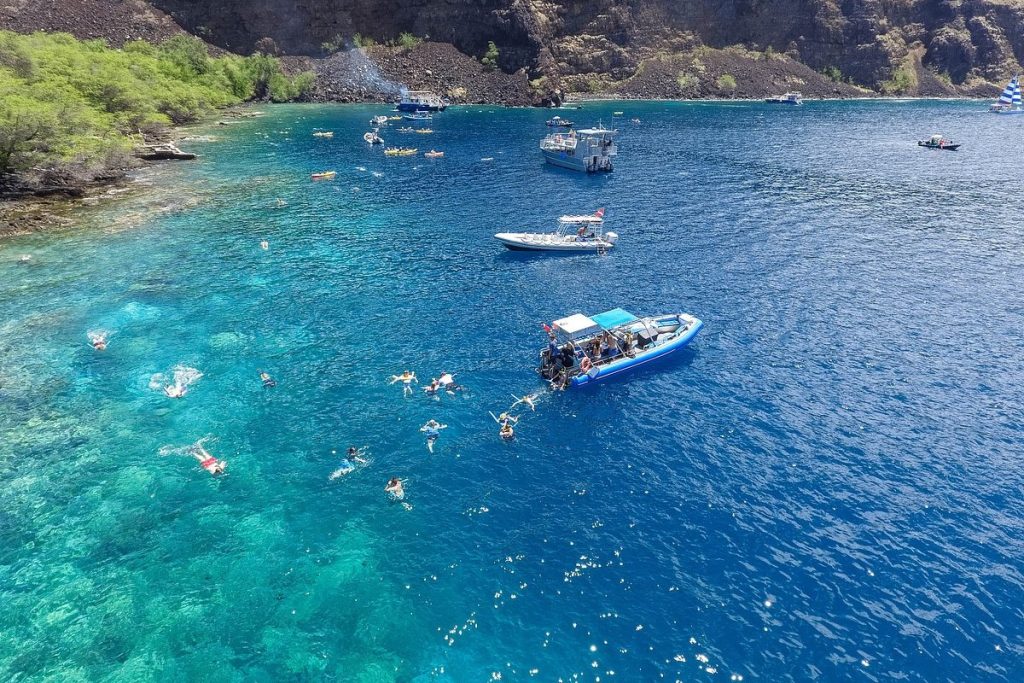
604,231,618,244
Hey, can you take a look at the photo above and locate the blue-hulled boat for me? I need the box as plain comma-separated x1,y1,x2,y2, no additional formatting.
538,308,702,388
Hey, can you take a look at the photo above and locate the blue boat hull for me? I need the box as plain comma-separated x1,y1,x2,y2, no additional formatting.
397,102,447,112
570,318,703,387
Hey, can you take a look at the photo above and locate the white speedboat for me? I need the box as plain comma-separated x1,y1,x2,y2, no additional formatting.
495,209,617,252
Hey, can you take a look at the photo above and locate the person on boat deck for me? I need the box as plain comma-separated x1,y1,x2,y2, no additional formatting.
191,445,226,476
560,344,576,368
622,331,636,358
385,477,405,499
588,336,602,360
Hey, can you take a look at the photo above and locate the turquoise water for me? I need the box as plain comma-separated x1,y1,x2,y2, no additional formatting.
1,101,1023,681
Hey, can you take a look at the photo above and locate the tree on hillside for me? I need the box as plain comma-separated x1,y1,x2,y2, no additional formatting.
481,41,499,70
0,96,57,175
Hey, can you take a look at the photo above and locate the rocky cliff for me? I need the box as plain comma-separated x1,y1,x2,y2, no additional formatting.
4,0,1023,100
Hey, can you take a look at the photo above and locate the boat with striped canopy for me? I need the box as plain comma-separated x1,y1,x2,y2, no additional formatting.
990,75,1022,114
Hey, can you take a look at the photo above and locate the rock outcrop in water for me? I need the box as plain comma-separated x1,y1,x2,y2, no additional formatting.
3,0,1023,101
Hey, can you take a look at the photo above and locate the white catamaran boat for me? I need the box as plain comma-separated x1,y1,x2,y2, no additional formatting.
540,126,617,172
538,308,703,388
494,209,617,252
990,75,1022,114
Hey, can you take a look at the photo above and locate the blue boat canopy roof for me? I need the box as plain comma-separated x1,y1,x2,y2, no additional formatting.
591,308,638,329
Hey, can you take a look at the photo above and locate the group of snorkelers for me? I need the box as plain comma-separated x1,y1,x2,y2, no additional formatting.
391,370,464,399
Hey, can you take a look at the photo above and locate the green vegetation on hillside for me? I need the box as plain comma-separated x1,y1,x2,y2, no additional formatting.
0,31,314,179
481,41,499,71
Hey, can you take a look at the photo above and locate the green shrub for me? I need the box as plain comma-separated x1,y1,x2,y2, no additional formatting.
716,74,737,90
822,65,843,82
397,32,420,49
481,41,499,70
676,72,698,90
353,33,376,49
0,30,313,177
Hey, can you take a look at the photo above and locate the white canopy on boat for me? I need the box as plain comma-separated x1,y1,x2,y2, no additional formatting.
558,215,604,224
576,127,616,136
553,314,600,339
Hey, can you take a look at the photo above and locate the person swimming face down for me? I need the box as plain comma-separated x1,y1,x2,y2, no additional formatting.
192,445,226,476
385,477,404,499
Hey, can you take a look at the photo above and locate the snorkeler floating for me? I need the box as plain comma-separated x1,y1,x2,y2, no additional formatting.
190,444,226,476
499,421,515,440
156,365,202,399
490,411,519,440
510,393,539,411
385,477,405,499
88,331,108,351
438,371,462,394
390,370,417,396
260,240,270,250
258,370,276,388
329,446,368,480
420,419,448,453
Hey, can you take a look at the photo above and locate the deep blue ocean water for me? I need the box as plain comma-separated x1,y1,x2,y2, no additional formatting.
1,100,1023,681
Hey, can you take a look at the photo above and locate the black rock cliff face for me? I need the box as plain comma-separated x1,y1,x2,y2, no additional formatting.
150,0,1023,92
2,0,1021,97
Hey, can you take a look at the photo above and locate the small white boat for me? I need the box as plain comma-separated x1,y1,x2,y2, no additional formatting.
370,115,389,126
494,209,617,253
765,92,803,105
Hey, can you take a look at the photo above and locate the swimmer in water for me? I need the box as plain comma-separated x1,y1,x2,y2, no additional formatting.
164,383,186,398
490,411,518,427
420,419,447,453
499,421,515,440
19,254,32,263
260,240,270,250
389,371,417,396
438,371,462,394
275,198,287,207
258,370,276,388
511,393,538,411
190,444,226,476
385,477,405,499
88,332,107,351
330,447,366,479
424,377,441,397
